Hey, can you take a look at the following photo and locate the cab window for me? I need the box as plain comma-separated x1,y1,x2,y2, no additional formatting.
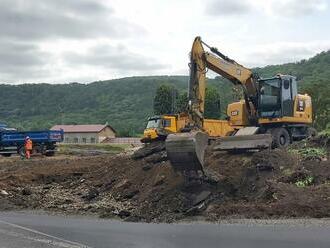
146,119,161,128
162,119,171,127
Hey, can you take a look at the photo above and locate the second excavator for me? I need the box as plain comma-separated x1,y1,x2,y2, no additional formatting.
165,36,313,176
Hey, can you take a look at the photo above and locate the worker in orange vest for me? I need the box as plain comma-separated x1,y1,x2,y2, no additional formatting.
24,136,33,159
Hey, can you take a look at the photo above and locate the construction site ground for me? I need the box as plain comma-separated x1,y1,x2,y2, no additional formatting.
0,136,329,223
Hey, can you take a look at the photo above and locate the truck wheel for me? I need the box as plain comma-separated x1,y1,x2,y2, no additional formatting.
45,151,55,157
271,128,290,148
19,146,26,158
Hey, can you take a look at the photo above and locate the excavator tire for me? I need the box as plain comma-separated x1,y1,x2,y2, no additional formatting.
271,128,290,148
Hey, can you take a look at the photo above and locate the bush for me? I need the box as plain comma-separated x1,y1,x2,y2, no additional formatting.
296,147,327,160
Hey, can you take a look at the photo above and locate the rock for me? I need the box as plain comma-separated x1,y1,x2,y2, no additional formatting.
204,170,221,185
118,210,131,218
193,190,211,206
186,202,207,215
145,151,168,164
21,188,32,196
256,162,274,171
142,164,153,171
103,180,115,191
131,141,165,159
82,188,99,200
115,179,131,189
122,189,139,199
0,190,8,196
64,199,73,204
153,175,166,186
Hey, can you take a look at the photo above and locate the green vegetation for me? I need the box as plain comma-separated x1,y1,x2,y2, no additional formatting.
153,84,222,119
290,147,327,160
0,51,329,134
295,176,314,188
204,86,221,119
153,84,178,115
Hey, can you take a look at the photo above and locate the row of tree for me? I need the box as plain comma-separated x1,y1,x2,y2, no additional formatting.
153,84,222,119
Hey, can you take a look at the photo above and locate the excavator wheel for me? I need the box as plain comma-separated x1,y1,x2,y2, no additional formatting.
271,128,290,148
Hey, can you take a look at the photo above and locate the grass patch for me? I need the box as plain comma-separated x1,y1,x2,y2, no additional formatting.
295,176,314,188
297,147,327,160
289,147,326,160
319,129,330,137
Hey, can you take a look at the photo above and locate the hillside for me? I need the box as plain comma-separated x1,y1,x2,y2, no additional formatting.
0,51,329,134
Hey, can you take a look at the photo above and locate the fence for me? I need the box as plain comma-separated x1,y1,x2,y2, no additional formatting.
103,137,142,145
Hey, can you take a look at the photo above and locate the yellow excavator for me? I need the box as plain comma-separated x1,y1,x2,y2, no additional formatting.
162,36,313,175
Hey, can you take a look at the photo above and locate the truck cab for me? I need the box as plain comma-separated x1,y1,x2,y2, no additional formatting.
141,115,191,143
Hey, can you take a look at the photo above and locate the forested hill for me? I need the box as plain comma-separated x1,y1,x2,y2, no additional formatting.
0,50,329,134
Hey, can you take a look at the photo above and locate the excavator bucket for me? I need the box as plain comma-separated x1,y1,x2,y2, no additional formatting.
213,134,272,151
165,131,208,173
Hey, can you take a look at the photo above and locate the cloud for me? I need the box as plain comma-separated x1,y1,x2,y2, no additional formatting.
205,0,328,17
205,0,252,16
268,0,328,17
63,43,168,73
0,0,143,41
243,41,330,66
0,40,52,82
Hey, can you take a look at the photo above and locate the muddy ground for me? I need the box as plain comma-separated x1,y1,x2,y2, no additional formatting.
0,136,329,223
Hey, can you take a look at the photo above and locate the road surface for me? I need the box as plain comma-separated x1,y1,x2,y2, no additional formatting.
0,212,330,248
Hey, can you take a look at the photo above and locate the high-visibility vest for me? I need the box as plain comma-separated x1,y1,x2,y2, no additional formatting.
25,139,33,150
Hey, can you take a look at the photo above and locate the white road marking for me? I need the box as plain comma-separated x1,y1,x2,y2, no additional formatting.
0,219,91,248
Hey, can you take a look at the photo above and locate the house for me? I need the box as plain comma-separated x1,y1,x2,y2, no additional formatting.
50,124,116,144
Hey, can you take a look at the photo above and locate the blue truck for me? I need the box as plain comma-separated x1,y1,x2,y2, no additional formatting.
0,124,64,157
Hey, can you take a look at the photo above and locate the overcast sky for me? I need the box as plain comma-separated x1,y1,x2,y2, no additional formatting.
1,0,329,84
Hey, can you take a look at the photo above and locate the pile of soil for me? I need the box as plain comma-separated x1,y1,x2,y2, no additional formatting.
0,136,329,223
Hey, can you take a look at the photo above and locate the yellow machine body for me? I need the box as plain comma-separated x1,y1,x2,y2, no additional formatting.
142,115,234,143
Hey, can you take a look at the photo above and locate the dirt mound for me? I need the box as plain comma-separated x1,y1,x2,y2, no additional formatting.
0,139,329,223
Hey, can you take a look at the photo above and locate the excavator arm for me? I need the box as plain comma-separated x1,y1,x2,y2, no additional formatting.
188,36,258,128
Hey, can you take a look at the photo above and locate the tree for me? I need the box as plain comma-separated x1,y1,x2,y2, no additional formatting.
204,87,221,119
303,80,330,130
175,91,188,113
153,84,178,115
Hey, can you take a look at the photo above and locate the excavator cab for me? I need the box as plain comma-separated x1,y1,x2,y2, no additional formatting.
258,75,297,119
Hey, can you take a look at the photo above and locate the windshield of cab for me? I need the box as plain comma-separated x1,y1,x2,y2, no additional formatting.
259,78,281,117
260,79,281,97
146,119,161,128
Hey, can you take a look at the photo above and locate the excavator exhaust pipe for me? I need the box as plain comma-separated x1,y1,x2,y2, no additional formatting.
165,131,208,174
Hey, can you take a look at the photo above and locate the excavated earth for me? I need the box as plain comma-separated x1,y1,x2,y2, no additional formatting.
0,136,329,223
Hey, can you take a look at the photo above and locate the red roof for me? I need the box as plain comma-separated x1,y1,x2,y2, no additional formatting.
51,124,115,133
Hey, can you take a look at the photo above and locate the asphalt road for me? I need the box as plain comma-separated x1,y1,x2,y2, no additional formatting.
0,212,330,248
